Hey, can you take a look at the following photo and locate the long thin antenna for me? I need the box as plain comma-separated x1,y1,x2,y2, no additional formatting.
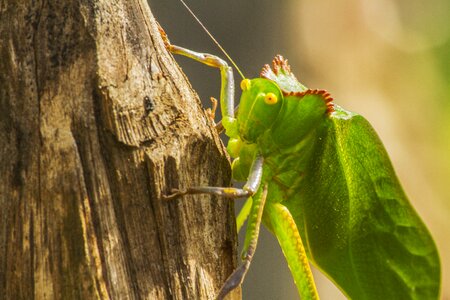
178,0,246,80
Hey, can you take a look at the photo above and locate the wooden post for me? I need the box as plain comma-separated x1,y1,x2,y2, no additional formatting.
0,0,238,299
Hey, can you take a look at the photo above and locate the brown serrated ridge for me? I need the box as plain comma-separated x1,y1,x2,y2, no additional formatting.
260,55,292,78
284,89,335,113
272,55,291,75
260,64,272,78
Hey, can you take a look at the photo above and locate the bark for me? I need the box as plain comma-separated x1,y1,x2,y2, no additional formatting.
0,0,238,299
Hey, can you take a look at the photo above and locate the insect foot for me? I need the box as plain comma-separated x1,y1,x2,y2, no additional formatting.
161,188,187,201
206,97,218,122
156,22,173,51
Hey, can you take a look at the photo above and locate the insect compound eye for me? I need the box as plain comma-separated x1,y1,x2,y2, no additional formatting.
240,79,252,91
264,92,278,105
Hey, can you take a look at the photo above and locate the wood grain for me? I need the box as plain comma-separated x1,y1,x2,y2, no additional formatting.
0,0,238,299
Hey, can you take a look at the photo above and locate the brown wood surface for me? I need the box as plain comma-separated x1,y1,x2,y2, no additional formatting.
0,0,238,299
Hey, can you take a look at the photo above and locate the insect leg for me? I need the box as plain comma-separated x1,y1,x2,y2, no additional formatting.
216,184,268,300
205,97,218,122
265,203,319,300
236,197,252,232
213,105,238,134
163,155,263,200
159,25,238,137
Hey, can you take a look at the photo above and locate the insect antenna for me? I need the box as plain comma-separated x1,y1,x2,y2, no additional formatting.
178,0,246,80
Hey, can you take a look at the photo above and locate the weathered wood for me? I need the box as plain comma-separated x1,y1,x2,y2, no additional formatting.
0,0,238,299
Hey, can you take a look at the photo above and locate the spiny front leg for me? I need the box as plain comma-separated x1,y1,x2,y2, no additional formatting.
216,184,268,300
158,24,238,138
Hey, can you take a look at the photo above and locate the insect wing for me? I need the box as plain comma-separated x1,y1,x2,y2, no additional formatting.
284,105,440,299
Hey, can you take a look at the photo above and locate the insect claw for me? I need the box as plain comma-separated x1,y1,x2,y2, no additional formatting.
157,22,173,51
162,188,186,201
205,97,226,134
209,97,218,120
205,97,219,128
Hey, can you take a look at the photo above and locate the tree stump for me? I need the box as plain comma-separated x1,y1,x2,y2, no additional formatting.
0,0,238,299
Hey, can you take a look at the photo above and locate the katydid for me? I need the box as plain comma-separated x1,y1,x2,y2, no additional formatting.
160,2,441,299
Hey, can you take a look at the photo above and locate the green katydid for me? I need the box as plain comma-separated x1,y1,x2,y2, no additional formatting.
160,1,441,299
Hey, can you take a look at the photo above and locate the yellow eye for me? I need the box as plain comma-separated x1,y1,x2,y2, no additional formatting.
264,92,278,105
240,79,251,91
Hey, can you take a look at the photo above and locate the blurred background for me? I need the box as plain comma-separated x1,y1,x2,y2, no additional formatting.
150,0,450,298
